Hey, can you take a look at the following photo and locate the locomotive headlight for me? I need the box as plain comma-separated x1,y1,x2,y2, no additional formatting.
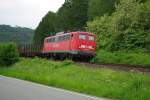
89,46,94,49
80,45,86,48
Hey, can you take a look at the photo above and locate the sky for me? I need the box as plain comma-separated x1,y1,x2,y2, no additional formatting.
0,0,65,29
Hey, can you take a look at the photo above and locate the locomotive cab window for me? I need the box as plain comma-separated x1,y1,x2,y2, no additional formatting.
79,34,86,40
47,38,55,43
56,34,71,42
64,35,70,40
89,35,94,41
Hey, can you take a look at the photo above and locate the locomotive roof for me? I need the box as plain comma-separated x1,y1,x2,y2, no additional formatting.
45,31,95,39
71,31,95,35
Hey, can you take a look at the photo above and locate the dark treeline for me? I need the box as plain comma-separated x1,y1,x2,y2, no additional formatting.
34,0,150,52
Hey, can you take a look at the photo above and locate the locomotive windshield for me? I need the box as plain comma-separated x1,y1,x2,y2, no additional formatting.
79,34,86,40
89,35,94,41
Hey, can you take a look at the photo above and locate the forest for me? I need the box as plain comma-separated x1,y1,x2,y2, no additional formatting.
0,25,34,44
34,0,150,53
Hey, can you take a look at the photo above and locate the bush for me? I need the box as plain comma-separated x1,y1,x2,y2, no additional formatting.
110,0,150,51
87,15,112,50
87,0,150,51
0,43,19,66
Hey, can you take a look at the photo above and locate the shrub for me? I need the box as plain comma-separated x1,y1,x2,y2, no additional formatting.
87,15,112,50
87,0,150,51
0,43,19,66
110,0,150,51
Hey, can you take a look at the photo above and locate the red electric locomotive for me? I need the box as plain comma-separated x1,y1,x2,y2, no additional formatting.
43,31,96,60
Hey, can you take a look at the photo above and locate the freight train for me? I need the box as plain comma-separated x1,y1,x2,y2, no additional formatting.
18,31,96,60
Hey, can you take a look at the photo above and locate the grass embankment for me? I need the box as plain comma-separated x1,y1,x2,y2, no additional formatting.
0,58,150,100
93,50,150,67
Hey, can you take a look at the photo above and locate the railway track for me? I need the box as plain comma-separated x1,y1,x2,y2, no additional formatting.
17,44,150,73
76,62,150,73
18,53,150,73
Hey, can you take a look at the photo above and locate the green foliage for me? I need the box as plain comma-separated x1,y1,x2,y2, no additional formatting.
110,0,150,51
0,43,19,66
87,15,112,50
94,50,150,66
0,58,150,100
56,0,88,31
0,25,34,44
34,11,56,44
87,0,150,51
88,0,118,20
55,2,72,32
69,0,88,29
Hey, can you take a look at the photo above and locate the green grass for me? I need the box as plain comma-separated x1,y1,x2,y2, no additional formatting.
93,50,150,67
0,58,150,100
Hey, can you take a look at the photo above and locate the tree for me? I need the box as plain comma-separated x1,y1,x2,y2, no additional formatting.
56,0,88,31
88,0,118,20
55,1,72,32
34,11,56,44
69,0,88,29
